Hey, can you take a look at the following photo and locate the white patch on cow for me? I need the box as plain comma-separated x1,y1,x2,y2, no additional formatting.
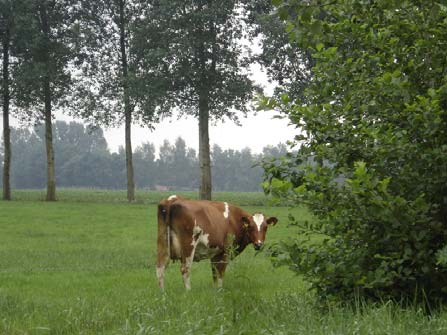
190,222,213,261
191,221,209,246
168,194,177,201
182,222,208,290
193,220,202,236
170,231,181,258
196,233,210,247
182,271,191,290
253,213,265,232
223,202,230,219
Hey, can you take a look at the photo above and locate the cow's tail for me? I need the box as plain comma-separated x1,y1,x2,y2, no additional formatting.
157,202,171,266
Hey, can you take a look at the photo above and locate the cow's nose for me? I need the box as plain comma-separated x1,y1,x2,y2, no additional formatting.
254,242,263,250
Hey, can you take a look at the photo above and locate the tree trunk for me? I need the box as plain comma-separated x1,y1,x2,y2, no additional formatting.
2,21,11,200
39,2,56,201
44,78,56,201
198,91,212,200
125,109,134,202
118,0,135,202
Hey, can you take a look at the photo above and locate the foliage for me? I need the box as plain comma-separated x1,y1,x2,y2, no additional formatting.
262,0,447,304
247,0,312,101
71,0,169,126
10,0,81,121
134,0,256,122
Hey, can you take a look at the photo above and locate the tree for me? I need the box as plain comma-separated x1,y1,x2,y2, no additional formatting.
11,0,82,201
0,0,29,199
136,0,257,200
134,142,156,188
73,0,170,201
53,121,111,187
211,144,263,192
10,127,46,189
247,0,312,102
0,0,12,200
262,143,288,158
263,0,447,304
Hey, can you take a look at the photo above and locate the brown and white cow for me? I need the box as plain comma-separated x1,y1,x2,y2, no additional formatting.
156,195,278,290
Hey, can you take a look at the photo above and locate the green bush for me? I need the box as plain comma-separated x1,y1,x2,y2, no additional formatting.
267,161,447,303
263,0,447,304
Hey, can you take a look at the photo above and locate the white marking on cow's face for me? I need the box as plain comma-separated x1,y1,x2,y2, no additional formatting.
168,194,177,201
223,202,229,219
253,213,265,232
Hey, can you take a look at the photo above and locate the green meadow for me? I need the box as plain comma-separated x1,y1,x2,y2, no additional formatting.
1,190,447,334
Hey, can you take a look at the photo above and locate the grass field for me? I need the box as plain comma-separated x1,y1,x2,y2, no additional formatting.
1,190,447,334
9,189,272,206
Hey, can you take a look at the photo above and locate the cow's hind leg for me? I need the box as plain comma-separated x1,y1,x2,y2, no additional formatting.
211,253,228,289
156,240,170,290
156,205,170,290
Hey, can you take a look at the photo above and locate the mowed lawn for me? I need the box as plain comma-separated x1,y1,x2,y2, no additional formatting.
1,192,447,334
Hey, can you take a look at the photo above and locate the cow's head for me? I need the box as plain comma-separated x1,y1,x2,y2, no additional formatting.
241,213,278,250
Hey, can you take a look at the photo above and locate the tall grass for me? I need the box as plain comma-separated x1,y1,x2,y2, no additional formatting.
1,191,446,334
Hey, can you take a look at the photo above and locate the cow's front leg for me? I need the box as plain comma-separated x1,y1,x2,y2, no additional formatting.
211,253,228,289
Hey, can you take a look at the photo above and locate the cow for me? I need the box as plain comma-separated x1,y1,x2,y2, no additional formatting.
156,195,278,290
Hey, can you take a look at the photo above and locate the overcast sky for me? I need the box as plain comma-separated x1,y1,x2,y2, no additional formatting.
1,107,296,154
104,110,296,153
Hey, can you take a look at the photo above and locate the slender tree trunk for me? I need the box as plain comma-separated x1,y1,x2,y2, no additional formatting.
44,78,56,201
118,0,135,202
198,91,212,200
39,3,56,201
2,22,11,200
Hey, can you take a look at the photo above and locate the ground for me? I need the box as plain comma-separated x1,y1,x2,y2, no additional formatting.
0,190,446,334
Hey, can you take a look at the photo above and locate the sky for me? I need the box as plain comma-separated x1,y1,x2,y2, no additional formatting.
102,109,296,153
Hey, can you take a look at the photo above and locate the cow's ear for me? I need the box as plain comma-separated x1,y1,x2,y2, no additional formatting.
241,216,250,229
266,217,278,226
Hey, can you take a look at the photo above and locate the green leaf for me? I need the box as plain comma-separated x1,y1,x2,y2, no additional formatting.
316,43,324,52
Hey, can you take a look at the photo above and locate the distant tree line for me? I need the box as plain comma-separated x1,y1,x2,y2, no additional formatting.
0,121,287,191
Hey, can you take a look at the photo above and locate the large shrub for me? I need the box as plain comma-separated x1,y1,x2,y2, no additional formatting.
263,0,447,304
